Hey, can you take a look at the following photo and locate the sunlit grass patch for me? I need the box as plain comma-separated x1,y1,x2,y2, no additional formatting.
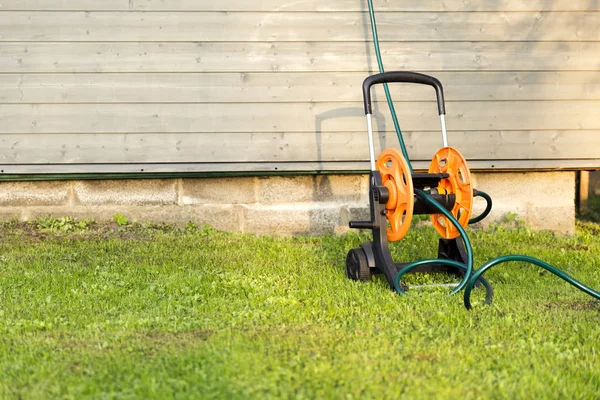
0,218,598,399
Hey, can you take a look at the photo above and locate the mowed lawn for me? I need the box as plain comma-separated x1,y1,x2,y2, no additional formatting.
0,218,599,399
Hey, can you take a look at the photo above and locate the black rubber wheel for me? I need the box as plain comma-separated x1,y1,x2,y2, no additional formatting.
345,248,371,281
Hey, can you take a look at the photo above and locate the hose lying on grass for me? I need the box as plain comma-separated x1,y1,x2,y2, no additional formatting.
393,189,600,310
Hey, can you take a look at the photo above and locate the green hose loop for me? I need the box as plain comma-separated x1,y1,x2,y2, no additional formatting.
463,255,600,310
394,259,465,295
393,259,494,304
366,0,413,173
469,190,493,224
395,189,473,295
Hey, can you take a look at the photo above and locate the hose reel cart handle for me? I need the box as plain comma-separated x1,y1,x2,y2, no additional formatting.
362,71,446,115
362,71,450,149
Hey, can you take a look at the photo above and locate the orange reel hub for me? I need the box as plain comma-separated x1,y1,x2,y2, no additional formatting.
428,147,473,239
376,148,414,242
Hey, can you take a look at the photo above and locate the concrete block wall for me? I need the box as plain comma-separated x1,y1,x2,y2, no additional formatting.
471,172,575,233
0,171,576,234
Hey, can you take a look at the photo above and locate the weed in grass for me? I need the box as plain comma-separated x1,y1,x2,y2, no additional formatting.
1,215,20,229
35,216,94,233
185,221,199,233
113,213,130,227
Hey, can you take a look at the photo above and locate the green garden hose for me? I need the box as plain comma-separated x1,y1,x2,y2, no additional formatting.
469,190,493,224
394,190,600,310
463,255,600,310
367,0,413,173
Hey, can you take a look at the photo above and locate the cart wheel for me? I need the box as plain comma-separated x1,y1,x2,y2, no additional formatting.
345,248,371,281
376,148,415,242
429,147,474,239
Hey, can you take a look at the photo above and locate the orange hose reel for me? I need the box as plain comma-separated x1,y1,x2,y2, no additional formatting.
428,147,474,239
375,148,415,242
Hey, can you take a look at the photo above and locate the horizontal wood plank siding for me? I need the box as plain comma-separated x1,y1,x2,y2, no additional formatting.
0,131,597,164
1,1,598,12
0,1,599,173
2,12,599,42
2,42,597,73
2,102,599,133
1,72,599,103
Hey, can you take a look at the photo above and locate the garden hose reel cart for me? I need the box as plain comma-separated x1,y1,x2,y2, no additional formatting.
345,71,488,292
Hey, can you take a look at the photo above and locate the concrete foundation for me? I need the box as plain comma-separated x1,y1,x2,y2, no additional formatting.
0,172,576,234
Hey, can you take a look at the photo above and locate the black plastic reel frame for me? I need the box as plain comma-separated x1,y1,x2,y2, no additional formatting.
346,171,472,291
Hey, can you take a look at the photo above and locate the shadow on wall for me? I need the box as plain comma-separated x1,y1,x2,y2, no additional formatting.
579,170,600,223
310,2,394,173
309,175,337,235
307,174,371,235
313,107,389,169
304,6,406,235
590,171,600,196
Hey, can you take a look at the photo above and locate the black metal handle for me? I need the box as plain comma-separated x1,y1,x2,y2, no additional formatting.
362,71,446,115
349,221,375,230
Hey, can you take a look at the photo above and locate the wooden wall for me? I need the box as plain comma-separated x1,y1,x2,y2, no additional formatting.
0,0,599,173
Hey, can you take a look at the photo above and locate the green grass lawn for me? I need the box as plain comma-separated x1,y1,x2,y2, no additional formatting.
0,217,599,399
